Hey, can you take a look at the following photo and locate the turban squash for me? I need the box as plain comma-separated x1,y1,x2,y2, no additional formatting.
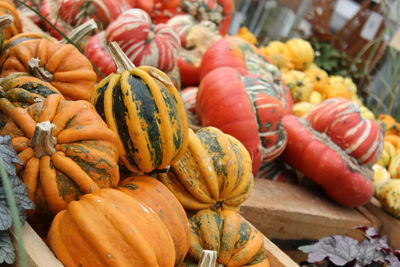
181,209,270,267
0,73,62,129
0,38,97,101
282,115,375,207
117,175,190,265
159,127,253,211
196,67,287,174
0,94,120,215
91,42,188,173
199,36,292,115
105,8,181,73
84,31,115,77
48,188,176,267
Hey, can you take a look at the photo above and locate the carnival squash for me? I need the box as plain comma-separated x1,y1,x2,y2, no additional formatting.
282,115,374,207
199,36,292,115
0,38,97,101
105,9,181,73
159,127,253,211
0,94,120,215
196,67,287,173
48,188,176,267
307,98,383,165
117,175,190,265
84,31,116,77
182,209,269,266
91,42,188,173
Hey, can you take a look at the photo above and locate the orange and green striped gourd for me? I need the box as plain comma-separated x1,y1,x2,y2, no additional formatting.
91,42,188,174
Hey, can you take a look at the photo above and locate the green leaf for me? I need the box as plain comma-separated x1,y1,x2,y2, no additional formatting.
0,232,15,264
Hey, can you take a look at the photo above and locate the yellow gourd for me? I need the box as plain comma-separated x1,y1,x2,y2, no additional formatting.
260,41,294,70
304,64,329,93
282,70,313,102
388,154,400,178
236,26,257,45
292,102,316,117
285,38,314,70
322,83,352,100
309,90,323,105
377,141,397,167
329,75,357,95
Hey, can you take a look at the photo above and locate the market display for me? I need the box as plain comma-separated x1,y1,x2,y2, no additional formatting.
0,0,398,266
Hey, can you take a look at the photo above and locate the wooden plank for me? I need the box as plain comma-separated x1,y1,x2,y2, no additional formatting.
365,198,400,250
240,179,380,242
11,223,63,267
241,216,299,267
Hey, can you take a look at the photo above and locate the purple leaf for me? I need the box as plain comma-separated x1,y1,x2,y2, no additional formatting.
385,254,400,267
356,239,385,266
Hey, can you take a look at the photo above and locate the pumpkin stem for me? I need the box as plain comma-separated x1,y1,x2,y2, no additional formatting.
29,121,57,158
0,15,13,30
60,19,98,44
109,42,136,72
198,250,218,267
28,58,54,82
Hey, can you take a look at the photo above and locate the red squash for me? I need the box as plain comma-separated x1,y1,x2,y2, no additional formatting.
200,36,292,114
84,31,116,78
40,0,73,39
282,115,374,207
196,67,287,174
105,8,181,73
307,98,383,165
180,86,198,113
130,0,181,24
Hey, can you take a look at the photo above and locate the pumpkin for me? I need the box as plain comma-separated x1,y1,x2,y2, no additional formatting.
285,38,314,70
84,31,116,78
182,209,269,266
57,0,130,29
0,1,22,40
260,41,294,70
0,73,62,129
384,134,400,150
181,86,198,114
0,94,120,215
168,15,221,87
179,0,234,35
376,141,397,167
91,42,188,173
329,75,357,95
282,115,374,207
159,127,254,211
309,91,323,105
105,9,181,73
39,0,74,39
196,67,287,174
199,36,292,115
117,175,190,265
131,0,181,24
304,64,329,93
379,114,399,135
282,70,313,103
48,188,176,267
236,26,257,45
0,38,97,101
307,98,383,165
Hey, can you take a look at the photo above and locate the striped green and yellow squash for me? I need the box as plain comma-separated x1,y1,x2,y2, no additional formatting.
159,127,254,211
91,42,189,173
180,209,270,266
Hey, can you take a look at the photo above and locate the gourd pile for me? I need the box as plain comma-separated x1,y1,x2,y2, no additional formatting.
0,0,397,265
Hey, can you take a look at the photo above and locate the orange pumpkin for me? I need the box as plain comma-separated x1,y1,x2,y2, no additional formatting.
117,176,191,266
1,39,97,101
48,188,176,267
0,1,22,39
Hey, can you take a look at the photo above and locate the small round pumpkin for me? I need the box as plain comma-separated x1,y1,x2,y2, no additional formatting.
322,83,352,100
181,209,270,266
282,70,313,103
0,94,120,215
0,38,97,101
48,188,176,267
260,41,294,70
304,64,329,93
285,38,314,71
159,127,254,211
91,42,188,173
117,175,191,265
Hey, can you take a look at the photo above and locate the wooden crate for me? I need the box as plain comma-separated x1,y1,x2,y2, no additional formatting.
240,179,381,262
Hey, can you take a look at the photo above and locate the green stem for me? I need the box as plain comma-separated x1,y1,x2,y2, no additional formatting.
0,158,28,267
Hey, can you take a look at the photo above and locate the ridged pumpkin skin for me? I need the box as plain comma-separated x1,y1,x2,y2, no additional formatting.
84,31,116,77
307,98,383,165
117,175,190,265
91,65,188,173
282,115,374,207
0,73,62,129
48,188,176,267
1,39,97,101
105,9,181,73
199,36,292,115
0,94,120,215
285,39,314,71
182,209,270,267
196,67,287,174
159,127,254,211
